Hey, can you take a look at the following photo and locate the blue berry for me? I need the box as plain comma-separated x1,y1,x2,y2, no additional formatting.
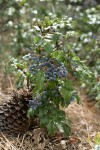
70,97,75,102
29,100,34,106
29,98,42,110
42,91,47,95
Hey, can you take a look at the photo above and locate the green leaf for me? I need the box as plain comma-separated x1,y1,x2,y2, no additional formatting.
52,33,60,42
51,50,65,62
44,42,52,55
64,79,73,90
40,117,49,125
59,79,73,101
61,122,71,137
20,0,27,6
27,108,35,119
39,108,48,117
73,56,80,61
56,123,64,133
47,81,57,89
46,120,56,135
33,71,45,93
60,87,71,100
56,120,71,137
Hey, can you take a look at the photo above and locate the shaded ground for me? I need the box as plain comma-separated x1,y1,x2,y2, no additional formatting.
0,78,100,150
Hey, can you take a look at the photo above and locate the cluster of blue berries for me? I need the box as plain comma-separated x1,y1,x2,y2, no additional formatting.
29,56,49,74
29,54,68,81
46,62,68,81
29,98,42,110
42,91,48,100
59,62,68,78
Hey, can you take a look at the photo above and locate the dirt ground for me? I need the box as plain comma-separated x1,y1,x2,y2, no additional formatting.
65,96,100,150
0,77,100,150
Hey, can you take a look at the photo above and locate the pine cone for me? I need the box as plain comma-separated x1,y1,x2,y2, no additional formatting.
0,89,32,136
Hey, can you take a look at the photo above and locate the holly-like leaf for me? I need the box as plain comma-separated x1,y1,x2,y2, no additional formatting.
33,71,45,93
44,42,52,55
